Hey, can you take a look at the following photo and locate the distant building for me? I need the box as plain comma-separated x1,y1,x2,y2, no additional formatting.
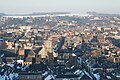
19,26,32,32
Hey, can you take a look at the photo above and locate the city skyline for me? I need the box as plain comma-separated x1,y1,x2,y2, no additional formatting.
0,0,120,14
0,1,120,79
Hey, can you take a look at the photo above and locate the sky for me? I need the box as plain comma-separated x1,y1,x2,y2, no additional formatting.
0,0,120,14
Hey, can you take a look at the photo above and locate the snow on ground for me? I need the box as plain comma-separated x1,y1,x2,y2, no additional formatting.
9,64,14,68
0,75,5,80
45,74,54,80
0,73,19,80
94,73,100,80
74,69,82,75
106,76,111,79
42,71,49,76
9,73,14,80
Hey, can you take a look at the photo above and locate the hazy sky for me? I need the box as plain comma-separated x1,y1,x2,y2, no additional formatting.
0,0,120,14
